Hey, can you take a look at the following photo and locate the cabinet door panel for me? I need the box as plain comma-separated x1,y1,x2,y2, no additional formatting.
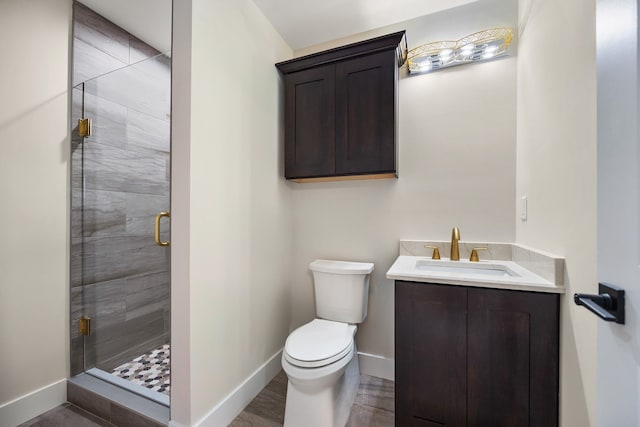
467,288,559,427
335,51,396,175
396,281,467,427
284,65,335,178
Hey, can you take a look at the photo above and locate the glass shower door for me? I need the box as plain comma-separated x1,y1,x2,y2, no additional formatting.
70,53,171,402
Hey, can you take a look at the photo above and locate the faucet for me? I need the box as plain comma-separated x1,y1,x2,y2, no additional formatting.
450,227,460,261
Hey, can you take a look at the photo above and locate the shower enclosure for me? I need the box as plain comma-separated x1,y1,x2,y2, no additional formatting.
70,3,172,406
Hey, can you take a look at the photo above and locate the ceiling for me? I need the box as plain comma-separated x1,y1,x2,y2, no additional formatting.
252,0,480,50
78,0,481,54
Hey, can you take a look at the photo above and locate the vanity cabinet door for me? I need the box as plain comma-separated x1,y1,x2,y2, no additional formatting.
283,64,336,179
467,288,559,427
396,281,467,427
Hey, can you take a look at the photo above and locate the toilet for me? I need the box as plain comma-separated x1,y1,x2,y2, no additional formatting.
282,259,374,427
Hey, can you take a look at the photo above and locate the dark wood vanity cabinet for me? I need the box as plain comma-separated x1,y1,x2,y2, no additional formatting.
395,281,559,427
276,31,406,181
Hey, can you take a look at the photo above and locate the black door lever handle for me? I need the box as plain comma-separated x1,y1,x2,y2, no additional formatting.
574,283,625,324
574,293,615,321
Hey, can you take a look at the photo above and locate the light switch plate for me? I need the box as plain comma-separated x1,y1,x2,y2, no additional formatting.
521,196,528,221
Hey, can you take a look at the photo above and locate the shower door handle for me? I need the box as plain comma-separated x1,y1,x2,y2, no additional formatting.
155,211,170,247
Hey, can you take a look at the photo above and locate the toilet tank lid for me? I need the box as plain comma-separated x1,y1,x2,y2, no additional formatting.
309,259,374,274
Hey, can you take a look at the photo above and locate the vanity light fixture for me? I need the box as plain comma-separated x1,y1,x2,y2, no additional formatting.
407,28,513,75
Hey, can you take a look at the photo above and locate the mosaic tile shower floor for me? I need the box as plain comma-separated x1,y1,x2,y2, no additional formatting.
112,344,170,395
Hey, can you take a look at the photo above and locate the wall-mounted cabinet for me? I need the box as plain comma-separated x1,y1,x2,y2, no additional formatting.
276,31,406,182
395,281,559,427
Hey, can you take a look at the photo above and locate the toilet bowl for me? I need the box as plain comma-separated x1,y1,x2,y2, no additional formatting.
282,260,374,427
282,319,360,427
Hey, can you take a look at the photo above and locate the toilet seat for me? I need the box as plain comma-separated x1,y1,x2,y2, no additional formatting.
284,319,356,368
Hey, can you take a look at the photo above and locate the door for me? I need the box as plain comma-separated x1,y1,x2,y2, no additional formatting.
467,288,559,427
335,50,396,175
284,64,335,179
596,0,640,424
395,281,467,427
70,52,172,401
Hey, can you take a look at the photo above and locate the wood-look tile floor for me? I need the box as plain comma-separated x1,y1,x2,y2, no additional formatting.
18,403,114,427
229,371,395,427
20,371,393,427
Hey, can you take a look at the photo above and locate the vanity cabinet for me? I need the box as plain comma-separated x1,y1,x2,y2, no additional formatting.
395,281,559,427
276,31,406,182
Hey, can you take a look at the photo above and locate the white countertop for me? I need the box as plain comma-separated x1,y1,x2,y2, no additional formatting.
386,255,565,294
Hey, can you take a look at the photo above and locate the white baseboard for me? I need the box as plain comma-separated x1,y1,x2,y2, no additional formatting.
192,349,283,427
0,379,67,427
170,350,391,427
358,352,394,381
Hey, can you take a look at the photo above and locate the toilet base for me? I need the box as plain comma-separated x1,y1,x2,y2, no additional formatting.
283,352,360,427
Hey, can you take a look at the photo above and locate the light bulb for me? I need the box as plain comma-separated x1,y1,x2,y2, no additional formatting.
485,45,499,54
439,48,453,59
460,44,475,54
419,62,433,72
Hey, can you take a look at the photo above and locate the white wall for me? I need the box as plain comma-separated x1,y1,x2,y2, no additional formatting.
171,0,293,424
290,0,518,363
516,0,597,425
0,0,71,423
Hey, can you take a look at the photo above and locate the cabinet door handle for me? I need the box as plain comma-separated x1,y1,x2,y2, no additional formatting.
154,211,170,247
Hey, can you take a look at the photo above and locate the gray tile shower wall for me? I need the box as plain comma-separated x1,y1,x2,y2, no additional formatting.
70,2,171,375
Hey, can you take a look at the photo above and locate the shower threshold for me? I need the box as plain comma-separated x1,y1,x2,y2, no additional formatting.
87,367,170,407
68,373,169,425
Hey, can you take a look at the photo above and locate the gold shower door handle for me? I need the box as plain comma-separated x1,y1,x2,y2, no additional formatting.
155,211,170,246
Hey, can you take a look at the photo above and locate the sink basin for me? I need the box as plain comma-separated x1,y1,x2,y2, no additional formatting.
386,254,563,294
415,259,518,277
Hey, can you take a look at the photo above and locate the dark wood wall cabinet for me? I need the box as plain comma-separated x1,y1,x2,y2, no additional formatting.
276,31,407,182
395,281,560,427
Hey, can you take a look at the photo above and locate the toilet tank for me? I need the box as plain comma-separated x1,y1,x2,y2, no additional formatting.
310,259,374,324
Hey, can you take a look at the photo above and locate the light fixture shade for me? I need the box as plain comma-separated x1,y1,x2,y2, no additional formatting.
407,28,513,75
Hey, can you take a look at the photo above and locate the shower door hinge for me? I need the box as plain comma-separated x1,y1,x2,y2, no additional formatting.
78,118,92,138
79,316,91,336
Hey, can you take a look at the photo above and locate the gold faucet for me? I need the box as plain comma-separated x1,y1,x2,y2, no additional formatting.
450,227,460,261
